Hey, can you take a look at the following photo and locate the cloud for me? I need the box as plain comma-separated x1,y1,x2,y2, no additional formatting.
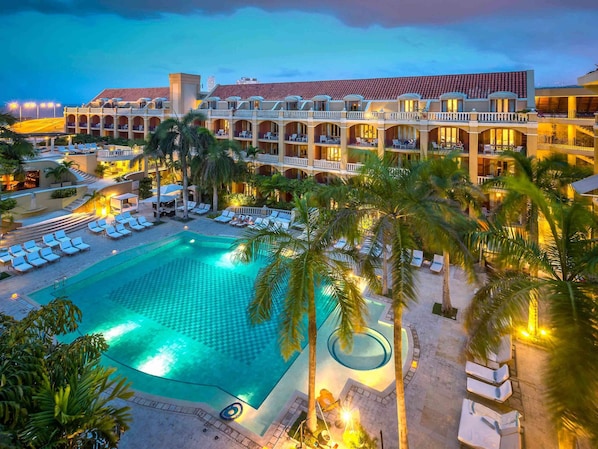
2,0,597,27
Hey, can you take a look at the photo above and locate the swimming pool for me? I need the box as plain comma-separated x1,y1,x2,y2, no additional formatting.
28,231,408,435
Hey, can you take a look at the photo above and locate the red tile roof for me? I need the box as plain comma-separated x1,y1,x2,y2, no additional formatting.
92,87,170,102
211,71,529,101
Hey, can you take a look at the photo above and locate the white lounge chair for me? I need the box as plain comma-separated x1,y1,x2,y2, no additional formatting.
26,250,48,268
60,240,80,255
54,230,71,243
410,250,423,268
486,334,514,367
128,217,146,231
9,244,28,258
11,256,33,273
430,254,444,273
72,237,91,251
458,398,522,449
40,247,60,263
23,240,42,253
467,378,513,403
43,234,61,248
248,217,268,230
214,210,235,223
105,225,124,239
466,361,510,385
88,221,104,234
137,216,154,228
115,223,132,237
177,200,196,212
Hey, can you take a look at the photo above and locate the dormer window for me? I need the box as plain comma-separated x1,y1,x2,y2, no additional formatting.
226,96,241,110
285,95,302,111
489,92,517,112
248,96,263,110
440,92,466,112
312,95,331,112
398,93,421,112
204,97,220,109
344,94,364,111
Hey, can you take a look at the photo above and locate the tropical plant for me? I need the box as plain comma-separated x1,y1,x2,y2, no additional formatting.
485,151,592,336
45,160,77,185
152,111,207,219
191,130,247,212
465,183,598,448
0,298,133,448
232,194,368,434
326,155,476,448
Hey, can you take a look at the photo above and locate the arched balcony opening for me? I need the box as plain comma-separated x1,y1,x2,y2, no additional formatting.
149,117,161,133
66,114,76,129
132,116,144,134
284,122,307,142
385,125,419,151
234,120,252,139
348,123,377,147
315,123,341,145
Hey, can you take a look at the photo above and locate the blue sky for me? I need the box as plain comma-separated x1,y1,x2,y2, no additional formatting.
2,0,597,110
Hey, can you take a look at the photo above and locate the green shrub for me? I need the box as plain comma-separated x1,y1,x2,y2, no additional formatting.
50,188,77,199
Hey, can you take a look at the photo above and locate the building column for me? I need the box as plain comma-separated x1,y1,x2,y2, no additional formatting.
526,112,538,158
143,117,149,140
75,110,80,134
100,111,105,137
594,113,598,174
307,112,315,168
377,125,385,159
419,127,429,159
568,96,577,119
468,132,479,184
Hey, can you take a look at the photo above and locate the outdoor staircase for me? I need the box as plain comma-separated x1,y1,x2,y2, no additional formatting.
1,212,97,248
70,167,101,184
64,187,93,213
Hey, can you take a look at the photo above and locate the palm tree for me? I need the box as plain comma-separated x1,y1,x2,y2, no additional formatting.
152,111,207,219
486,151,592,337
421,153,482,314
191,131,247,212
232,194,368,434
465,183,598,447
45,160,77,186
326,155,476,448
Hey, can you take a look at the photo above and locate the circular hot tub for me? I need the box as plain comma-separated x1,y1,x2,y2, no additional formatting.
327,327,392,371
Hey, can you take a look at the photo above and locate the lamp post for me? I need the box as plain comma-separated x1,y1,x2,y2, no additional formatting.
8,102,22,121
23,102,38,119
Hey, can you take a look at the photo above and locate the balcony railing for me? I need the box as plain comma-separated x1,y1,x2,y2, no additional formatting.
477,112,528,123
257,154,279,163
283,156,308,167
313,159,341,170
97,148,143,160
346,162,364,173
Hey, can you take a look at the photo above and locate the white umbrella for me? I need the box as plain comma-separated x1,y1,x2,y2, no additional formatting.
140,193,179,203
151,184,183,195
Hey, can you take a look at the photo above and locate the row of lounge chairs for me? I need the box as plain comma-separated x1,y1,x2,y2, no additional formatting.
410,249,444,273
88,215,153,238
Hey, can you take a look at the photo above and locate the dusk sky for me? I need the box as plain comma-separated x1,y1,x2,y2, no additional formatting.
2,0,597,109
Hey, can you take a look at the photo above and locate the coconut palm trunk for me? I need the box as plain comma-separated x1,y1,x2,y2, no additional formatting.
441,251,451,314
393,304,409,448
306,281,318,433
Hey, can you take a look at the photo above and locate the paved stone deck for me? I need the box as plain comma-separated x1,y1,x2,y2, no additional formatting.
0,211,559,449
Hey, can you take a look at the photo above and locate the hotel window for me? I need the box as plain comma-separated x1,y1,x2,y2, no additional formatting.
327,147,341,162
439,127,459,145
442,98,463,112
249,100,261,110
314,101,327,111
400,100,417,112
357,124,376,139
227,101,237,110
346,101,361,111
491,98,515,112
490,129,515,148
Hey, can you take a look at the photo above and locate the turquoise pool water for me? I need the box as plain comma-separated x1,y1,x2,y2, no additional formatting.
29,232,337,409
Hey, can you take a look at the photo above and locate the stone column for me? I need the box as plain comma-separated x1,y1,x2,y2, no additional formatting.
526,112,538,158
307,111,315,168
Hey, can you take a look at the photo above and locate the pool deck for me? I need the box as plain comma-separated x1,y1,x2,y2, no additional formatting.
0,212,560,449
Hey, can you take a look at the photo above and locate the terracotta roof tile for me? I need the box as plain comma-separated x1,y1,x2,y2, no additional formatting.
92,87,170,102
211,71,529,101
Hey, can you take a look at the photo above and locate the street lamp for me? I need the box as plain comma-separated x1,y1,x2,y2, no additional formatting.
23,102,38,119
8,102,22,121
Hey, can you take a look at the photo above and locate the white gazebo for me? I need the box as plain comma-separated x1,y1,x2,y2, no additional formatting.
110,193,139,214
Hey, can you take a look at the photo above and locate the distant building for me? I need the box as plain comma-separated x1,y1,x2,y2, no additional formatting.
236,77,259,85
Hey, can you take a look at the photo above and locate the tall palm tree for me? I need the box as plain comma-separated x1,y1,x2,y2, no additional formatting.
465,182,598,448
486,151,592,337
421,153,482,314
327,155,475,448
153,111,206,219
232,194,368,434
191,132,247,212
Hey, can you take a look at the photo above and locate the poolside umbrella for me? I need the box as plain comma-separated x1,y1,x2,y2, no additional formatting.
151,184,183,195
140,193,179,204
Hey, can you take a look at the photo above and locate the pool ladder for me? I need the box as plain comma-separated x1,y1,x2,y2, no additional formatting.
52,276,67,297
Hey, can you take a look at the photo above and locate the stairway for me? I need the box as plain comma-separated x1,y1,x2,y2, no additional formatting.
1,212,97,248
70,167,102,184
64,187,92,212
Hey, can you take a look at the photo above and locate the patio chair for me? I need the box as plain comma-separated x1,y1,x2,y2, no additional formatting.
430,254,444,273
466,361,510,385
410,250,424,268
458,399,522,449
483,144,493,154
177,200,196,212
72,237,91,251
40,247,60,263
42,234,61,248
105,225,125,239
54,230,71,243
467,378,513,403
97,218,109,229
214,210,235,223
319,135,328,143
11,256,34,273
128,217,146,231
0,251,13,265
137,216,154,228
59,240,80,256
115,223,132,237
23,240,42,253
26,250,48,268
88,221,104,234
392,139,401,148
9,244,28,258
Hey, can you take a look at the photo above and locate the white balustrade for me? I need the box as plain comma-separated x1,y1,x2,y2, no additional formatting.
313,159,341,170
283,156,308,167
346,162,364,173
257,154,279,163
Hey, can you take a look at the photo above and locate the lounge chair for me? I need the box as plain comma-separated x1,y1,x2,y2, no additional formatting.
105,225,124,239
54,230,71,243
0,251,13,265
466,361,510,385
214,210,235,223
40,247,60,263
97,218,109,229
137,216,154,228
9,244,28,258
467,378,513,403
128,217,146,231
88,221,104,234
248,217,268,230
43,234,61,248
430,254,444,273
60,240,80,255
115,223,132,237
72,237,91,251
11,256,33,273
26,250,48,268
476,334,514,369
177,200,196,212
458,398,522,449
410,250,423,268
23,240,42,253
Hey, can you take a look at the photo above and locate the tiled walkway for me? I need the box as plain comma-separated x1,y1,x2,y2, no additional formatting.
0,212,559,449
